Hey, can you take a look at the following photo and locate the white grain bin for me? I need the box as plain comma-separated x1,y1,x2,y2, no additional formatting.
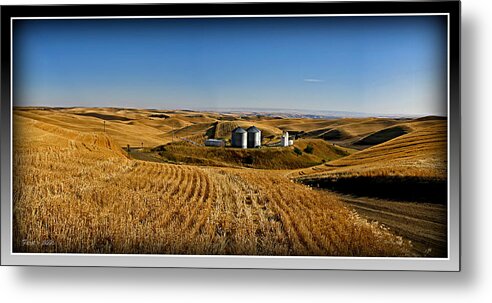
231,127,247,148
246,126,261,148
281,131,289,147
205,139,225,147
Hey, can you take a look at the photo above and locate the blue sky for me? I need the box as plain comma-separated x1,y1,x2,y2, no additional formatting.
13,16,447,116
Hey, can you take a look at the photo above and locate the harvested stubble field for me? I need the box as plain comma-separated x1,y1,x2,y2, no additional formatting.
13,110,412,256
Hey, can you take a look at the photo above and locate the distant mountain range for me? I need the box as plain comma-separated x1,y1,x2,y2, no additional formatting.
194,107,426,119
14,105,440,119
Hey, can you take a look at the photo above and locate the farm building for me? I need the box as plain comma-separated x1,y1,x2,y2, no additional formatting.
281,131,290,147
247,126,262,148
231,127,247,148
205,139,225,147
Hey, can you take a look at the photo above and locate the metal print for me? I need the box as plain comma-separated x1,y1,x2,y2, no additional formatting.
0,2,460,270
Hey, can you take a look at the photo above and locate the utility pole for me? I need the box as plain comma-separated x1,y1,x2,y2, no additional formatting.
103,121,106,133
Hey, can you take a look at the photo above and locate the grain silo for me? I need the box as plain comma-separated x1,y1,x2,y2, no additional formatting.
281,131,289,147
231,127,247,148
247,126,261,148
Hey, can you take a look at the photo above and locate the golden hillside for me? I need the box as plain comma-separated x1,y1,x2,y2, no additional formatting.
293,122,447,180
12,109,411,256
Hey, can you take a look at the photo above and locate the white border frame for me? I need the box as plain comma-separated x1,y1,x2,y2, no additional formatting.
2,12,459,271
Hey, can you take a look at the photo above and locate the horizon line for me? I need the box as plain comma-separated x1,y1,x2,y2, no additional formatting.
12,105,446,118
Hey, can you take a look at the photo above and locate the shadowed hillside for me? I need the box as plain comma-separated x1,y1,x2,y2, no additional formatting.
294,123,446,179
354,125,414,146
294,123,447,204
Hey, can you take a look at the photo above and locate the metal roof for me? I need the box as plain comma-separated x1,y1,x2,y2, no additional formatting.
247,126,261,133
232,127,246,134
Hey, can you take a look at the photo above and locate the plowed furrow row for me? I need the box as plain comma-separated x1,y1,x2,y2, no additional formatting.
181,170,204,231
191,172,216,237
167,165,186,198
252,175,322,254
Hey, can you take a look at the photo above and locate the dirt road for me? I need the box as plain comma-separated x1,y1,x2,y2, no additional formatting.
335,193,447,257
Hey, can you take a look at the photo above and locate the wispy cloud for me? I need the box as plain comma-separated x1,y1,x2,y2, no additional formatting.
303,78,324,83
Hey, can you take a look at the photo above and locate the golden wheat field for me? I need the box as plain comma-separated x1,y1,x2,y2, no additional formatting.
12,107,448,256
13,108,446,256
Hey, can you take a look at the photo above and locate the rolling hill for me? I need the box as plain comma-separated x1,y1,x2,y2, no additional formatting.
12,108,411,256
293,123,447,204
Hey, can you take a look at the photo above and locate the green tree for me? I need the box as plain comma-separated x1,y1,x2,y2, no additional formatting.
304,144,314,154
294,147,302,156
